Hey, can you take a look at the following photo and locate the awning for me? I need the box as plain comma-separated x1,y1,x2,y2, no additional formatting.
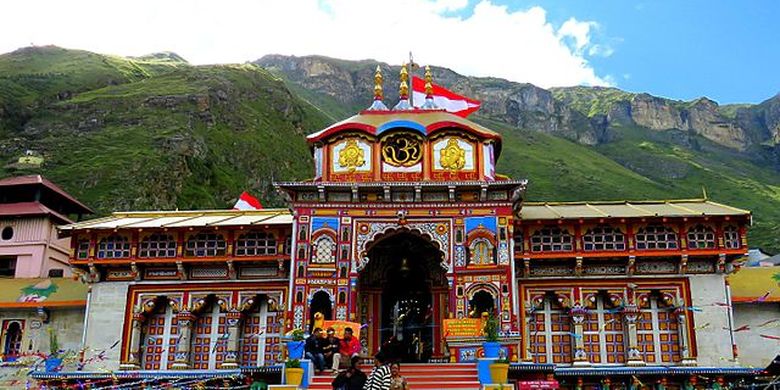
0,278,88,308
520,199,750,221
58,209,292,232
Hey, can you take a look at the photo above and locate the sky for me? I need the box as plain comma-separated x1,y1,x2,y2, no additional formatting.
0,0,777,104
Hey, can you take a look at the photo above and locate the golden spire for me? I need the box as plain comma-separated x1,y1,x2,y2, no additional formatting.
399,63,409,99
373,65,383,101
424,65,434,97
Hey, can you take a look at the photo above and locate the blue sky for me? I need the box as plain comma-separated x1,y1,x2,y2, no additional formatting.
1,0,776,104
484,1,780,103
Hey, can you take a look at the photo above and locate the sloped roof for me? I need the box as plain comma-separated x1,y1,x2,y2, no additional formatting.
0,201,73,224
0,278,88,308
519,199,750,221
58,208,292,232
0,175,93,214
728,266,780,303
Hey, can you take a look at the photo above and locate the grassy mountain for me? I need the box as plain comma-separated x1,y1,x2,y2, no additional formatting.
1,47,779,252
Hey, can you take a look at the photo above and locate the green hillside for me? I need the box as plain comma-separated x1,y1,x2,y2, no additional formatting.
0,47,778,252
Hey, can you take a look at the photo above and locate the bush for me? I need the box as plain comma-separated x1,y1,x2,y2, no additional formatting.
285,359,301,369
483,312,499,342
289,329,305,341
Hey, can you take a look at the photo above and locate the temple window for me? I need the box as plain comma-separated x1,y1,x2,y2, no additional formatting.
513,232,523,252
530,227,573,252
583,294,625,364
723,226,741,249
637,293,681,364
236,231,277,256
139,233,177,258
529,294,573,364
76,239,90,260
687,224,716,249
635,225,678,250
241,297,281,366
583,226,626,251
140,300,178,370
96,234,131,259
191,299,228,370
311,234,337,264
1,320,24,358
468,238,495,265
185,232,226,257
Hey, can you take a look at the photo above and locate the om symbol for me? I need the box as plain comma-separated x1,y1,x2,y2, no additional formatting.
381,134,422,167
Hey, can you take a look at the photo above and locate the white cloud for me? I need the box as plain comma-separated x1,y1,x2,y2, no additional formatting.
0,0,612,87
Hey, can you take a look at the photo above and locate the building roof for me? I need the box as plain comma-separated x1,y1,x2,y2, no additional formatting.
0,175,93,215
0,202,74,224
306,110,503,157
58,208,293,232
519,199,750,221
0,278,88,308
728,266,780,303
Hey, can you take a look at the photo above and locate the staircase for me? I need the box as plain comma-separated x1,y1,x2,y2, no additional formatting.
308,363,481,390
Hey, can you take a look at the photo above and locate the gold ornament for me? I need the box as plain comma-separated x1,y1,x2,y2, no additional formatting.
381,133,422,167
337,139,366,172
399,63,409,98
439,138,466,171
424,65,434,96
373,65,383,100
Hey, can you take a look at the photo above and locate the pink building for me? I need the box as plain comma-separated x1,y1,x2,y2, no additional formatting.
0,175,91,365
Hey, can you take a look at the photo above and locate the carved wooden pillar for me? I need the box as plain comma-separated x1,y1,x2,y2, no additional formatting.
570,304,589,366
622,304,644,366
171,311,196,370
523,304,534,362
121,311,144,370
220,308,243,369
675,306,697,366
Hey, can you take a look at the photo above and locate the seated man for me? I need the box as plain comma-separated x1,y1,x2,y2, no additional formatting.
338,327,361,369
304,328,326,372
322,327,341,372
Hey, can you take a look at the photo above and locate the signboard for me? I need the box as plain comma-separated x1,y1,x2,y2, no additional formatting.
518,381,560,390
321,320,361,339
443,318,484,337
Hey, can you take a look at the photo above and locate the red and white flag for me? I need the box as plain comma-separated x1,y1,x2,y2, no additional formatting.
411,76,481,117
233,191,263,210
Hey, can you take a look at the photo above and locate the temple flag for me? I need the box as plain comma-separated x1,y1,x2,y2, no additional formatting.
411,76,480,117
233,191,263,210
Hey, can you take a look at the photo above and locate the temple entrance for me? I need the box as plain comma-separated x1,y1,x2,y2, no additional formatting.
358,231,448,362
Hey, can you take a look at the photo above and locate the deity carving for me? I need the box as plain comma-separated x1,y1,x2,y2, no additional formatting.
439,138,466,171
337,139,365,172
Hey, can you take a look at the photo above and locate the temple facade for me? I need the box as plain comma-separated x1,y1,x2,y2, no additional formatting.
51,67,758,388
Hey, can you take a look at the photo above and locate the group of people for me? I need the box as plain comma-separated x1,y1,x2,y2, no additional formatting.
303,327,409,390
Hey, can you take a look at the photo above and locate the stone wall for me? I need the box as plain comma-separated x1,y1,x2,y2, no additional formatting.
0,307,84,357
82,282,130,371
688,274,735,366
733,302,780,368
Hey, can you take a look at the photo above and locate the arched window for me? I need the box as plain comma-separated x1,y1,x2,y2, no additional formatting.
468,238,495,265
529,294,572,364
687,224,715,249
191,299,228,370
2,320,23,358
185,232,226,257
139,233,177,258
635,225,678,250
468,290,495,318
637,293,681,364
583,226,626,251
530,227,573,252
311,235,336,264
723,226,741,249
96,235,131,259
76,239,91,260
140,301,178,370
583,293,625,364
236,231,277,256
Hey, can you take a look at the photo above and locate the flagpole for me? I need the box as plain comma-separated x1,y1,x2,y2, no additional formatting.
409,51,414,108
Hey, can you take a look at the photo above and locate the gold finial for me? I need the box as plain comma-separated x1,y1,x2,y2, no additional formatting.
373,65,383,101
424,65,434,97
399,63,409,98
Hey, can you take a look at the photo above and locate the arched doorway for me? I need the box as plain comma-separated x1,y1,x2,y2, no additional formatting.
359,231,448,362
309,290,333,332
469,290,496,318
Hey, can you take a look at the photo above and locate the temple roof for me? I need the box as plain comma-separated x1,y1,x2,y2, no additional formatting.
306,110,502,157
0,175,93,215
727,266,780,303
0,201,74,224
58,208,292,232
519,199,750,221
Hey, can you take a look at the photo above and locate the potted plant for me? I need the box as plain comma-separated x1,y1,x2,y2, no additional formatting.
489,357,510,384
482,312,501,358
44,329,62,372
286,328,306,360
284,358,304,386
